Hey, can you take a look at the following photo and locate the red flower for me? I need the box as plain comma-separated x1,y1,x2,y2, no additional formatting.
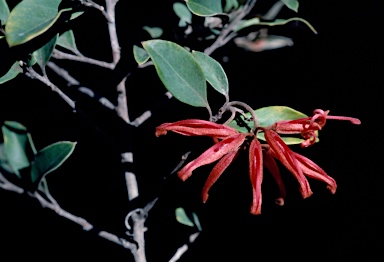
264,129,337,198
249,137,264,215
177,133,246,181
156,110,360,215
156,119,248,201
156,119,239,139
270,109,361,147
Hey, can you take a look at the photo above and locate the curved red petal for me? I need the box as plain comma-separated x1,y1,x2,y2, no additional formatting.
201,150,239,203
292,152,337,194
249,138,263,215
178,134,246,181
155,119,239,138
326,115,361,125
264,130,313,199
263,150,286,200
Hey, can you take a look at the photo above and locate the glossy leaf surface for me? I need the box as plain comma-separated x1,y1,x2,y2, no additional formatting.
186,0,223,16
143,26,163,38
0,62,22,84
5,0,70,46
57,30,80,54
142,40,208,107
30,141,76,183
0,0,9,25
173,2,192,27
133,45,149,65
33,34,58,69
192,51,228,97
1,121,36,177
281,0,299,12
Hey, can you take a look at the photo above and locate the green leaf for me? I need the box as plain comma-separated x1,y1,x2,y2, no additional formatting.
192,212,202,231
143,26,163,38
192,51,228,97
258,17,317,34
30,141,76,184
2,121,37,177
234,17,260,32
0,0,10,26
173,2,192,27
228,106,311,145
142,40,208,107
33,34,58,69
175,207,194,227
57,30,80,54
0,61,22,84
248,106,308,129
70,11,84,20
0,143,14,173
224,0,239,13
186,0,223,16
133,45,149,65
27,52,37,67
280,0,299,12
5,0,71,47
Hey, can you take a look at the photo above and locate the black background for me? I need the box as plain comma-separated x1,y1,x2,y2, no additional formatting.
1,0,382,261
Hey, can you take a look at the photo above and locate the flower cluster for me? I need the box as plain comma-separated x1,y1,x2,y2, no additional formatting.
155,110,361,215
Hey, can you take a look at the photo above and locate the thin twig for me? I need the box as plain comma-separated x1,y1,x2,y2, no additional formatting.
25,67,76,109
47,62,116,111
0,173,24,194
102,0,147,257
33,191,93,231
116,76,130,123
47,61,79,86
105,0,121,65
130,92,173,127
52,49,115,69
204,0,258,55
0,176,138,251
80,0,111,21
169,232,200,262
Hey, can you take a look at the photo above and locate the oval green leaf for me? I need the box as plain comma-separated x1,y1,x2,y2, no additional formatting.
33,34,58,69
30,141,76,184
57,30,80,54
192,212,202,231
5,0,71,47
192,51,228,97
175,207,194,227
186,0,223,16
133,45,149,65
173,2,192,27
228,106,310,145
70,11,84,20
0,143,14,173
142,40,208,107
0,0,10,26
143,26,163,38
281,0,299,12
0,61,22,84
2,121,37,177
